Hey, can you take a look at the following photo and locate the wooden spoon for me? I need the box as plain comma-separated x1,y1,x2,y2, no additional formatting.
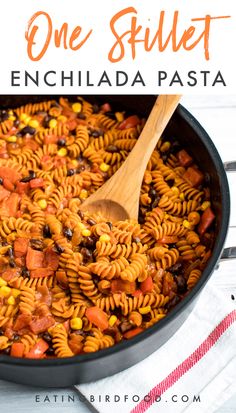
80,95,181,221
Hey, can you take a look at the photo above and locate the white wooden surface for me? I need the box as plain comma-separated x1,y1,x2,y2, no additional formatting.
0,95,235,413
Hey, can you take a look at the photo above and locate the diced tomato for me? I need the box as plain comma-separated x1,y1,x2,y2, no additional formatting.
86,306,109,331
67,119,78,131
68,334,83,355
26,247,44,270
0,192,20,217
44,135,59,144
3,178,14,192
10,342,25,358
30,268,54,278
123,327,143,339
44,247,59,271
140,276,154,294
118,115,140,130
132,289,143,297
53,155,67,167
29,178,44,189
101,103,112,113
2,268,21,282
111,280,136,294
45,204,57,214
14,238,29,258
183,166,204,188
158,236,179,244
56,270,69,287
0,166,21,183
25,339,49,359
15,181,30,195
0,186,10,201
177,149,193,167
29,316,54,335
14,313,32,331
198,207,215,236
36,285,52,306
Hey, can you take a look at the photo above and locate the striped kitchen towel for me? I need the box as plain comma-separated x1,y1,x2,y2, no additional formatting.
77,274,236,413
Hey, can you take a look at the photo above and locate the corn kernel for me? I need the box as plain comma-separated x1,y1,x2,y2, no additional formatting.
82,229,91,237
11,288,21,298
78,222,86,230
179,193,185,201
7,296,15,305
71,159,79,167
57,115,67,123
201,201,211,211
171,186,179,196
28,119,39,129
80,189,88,199
19,123,25,130
99,162,110,172
115,112,124,122
0,286,11,297
160,141,171,153
72,103,82,113
38,199,47,210
99,234,111,242
183,220,192,229
9,115,16,121
8,110,13,115
0,277,7,287
49,119,58,129
57,147,68,157
139,306,151,315
24,116,32,125
109,315,117,327
6,135,17,143
70,317,83,330
19,113,28,121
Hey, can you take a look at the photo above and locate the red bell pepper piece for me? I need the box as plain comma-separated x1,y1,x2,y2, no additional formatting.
177,149,193,167
86,306,109,331
118,115,140,130
14,238,29,258
123,327,143,339
198,207,215,235
29,316,54,335
10,342,25,358
183,167,204,188
0,166,21,183
140,276,154,294
111,279,136,294
24,339,49,359
101,103,112,113
26,247,44,270
29,178,44,189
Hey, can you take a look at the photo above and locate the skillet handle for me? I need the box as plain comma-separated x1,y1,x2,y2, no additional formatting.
224,161,236,172
220,247,236,260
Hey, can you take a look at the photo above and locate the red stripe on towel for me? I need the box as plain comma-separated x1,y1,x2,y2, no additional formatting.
131,310,236,413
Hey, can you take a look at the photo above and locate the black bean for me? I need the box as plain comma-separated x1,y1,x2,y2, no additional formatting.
92,104,99,114
169,141,181,154
43,225,51,238
81,236,96,249
22,267,30,278
14,119,20,127
170,262,183,274
9,259,16,268
77,165,85,173
151,197,160,209
106,145,119,153
175,276,187,293
0,329,3,336
167,295,181,309
46,346,55,356
167,179,175,187
81,247,93,262
231,294,235,301
77,210,84,220
133,237,141,243
0,110,9,121
7,247,14,258
87,218,97,226
138,214,145,225
13,334,20,341
43,115,53,127
20,126,36,135
0,178,3,185
67,169,75,176
106,221,113,230
42,332,52,343
58,138,66,147
105,111,116,120
78,113,86,120
149,188,157,199
63,227,73,239
91,130,101,138
54,243,65,254
2,347,10,355
20,170,36,183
